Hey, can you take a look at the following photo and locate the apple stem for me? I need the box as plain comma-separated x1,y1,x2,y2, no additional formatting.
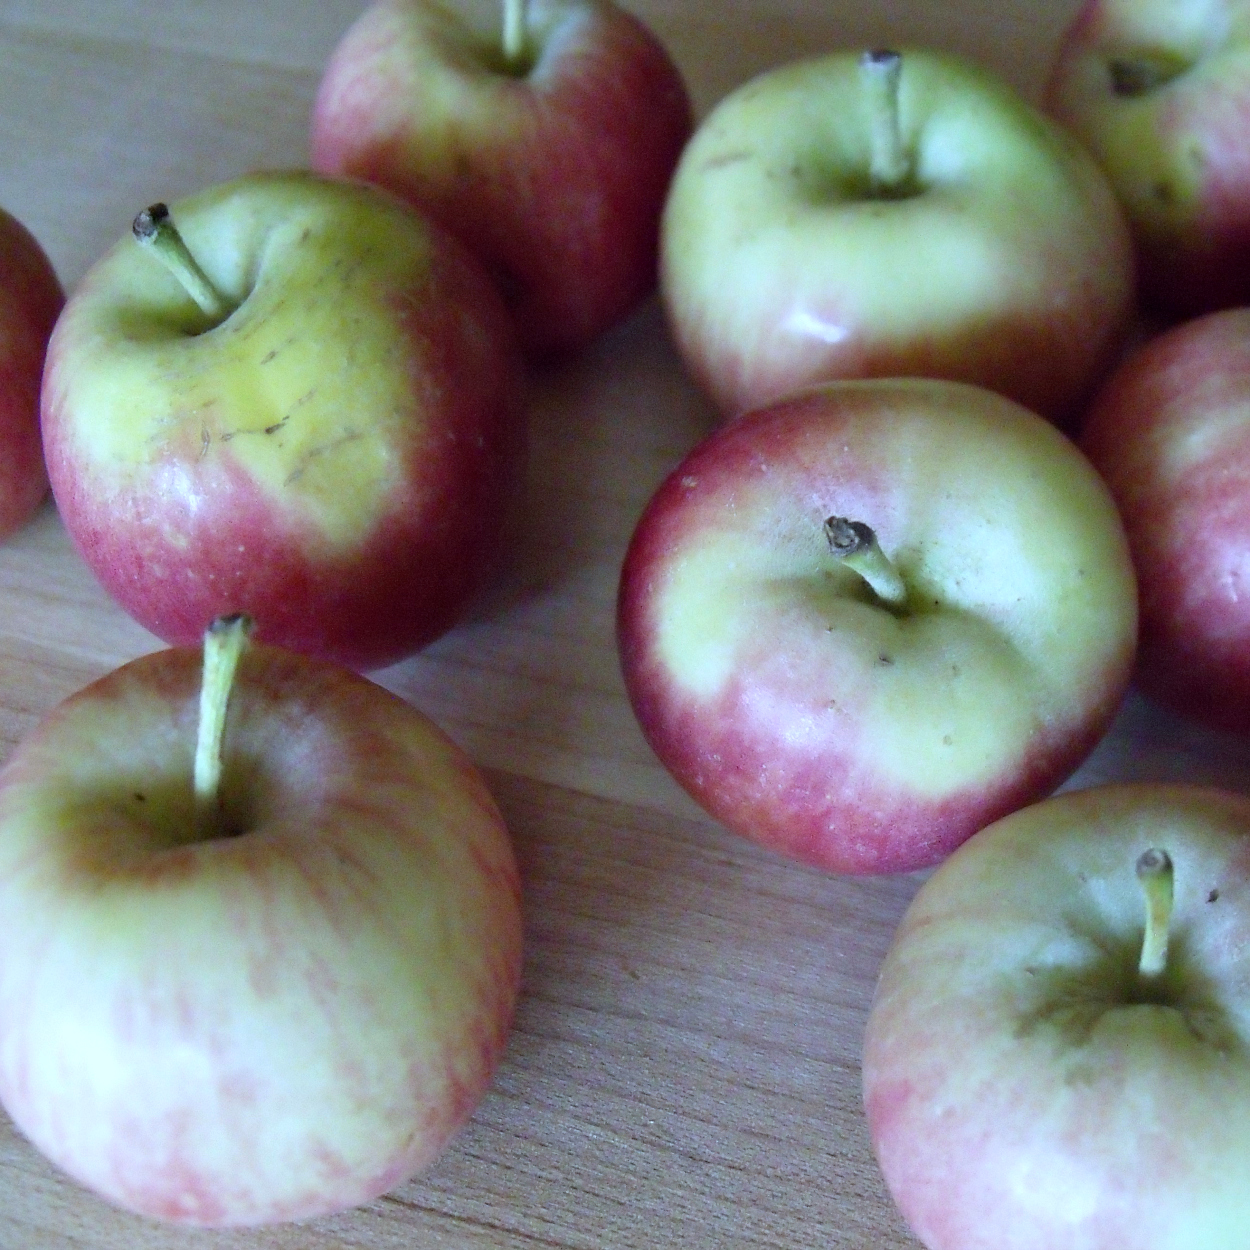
193,614,253,837
502,0,528,71
861,49,911,196
1136,848,1174,979
132,203,232,323
824,516,908,609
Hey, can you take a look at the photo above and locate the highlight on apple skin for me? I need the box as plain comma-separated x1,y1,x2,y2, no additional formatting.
311,0,693,358
865,782,1250,1250
1046,0,1250,318
0,205,64,541
660,46,1135,427
616,378,1138,875
1080,306,1250,733
40,171,526,671
0,622,523,1227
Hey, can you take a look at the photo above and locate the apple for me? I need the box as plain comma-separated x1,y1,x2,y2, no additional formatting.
1080,306,1250,732
1046,0,1250,317
310,0,693,358
616,379,1137,875
864,781,1250,1250
0,616,523,1226
660,47,1135,427
40,171,525,671
1,205,63,541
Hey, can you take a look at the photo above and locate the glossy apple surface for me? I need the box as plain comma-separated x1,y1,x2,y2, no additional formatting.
661,47,1134,426
40,172,524,670
864,782,1250,1250
310,0,692,358
617,379,1137,874
1047,0,1250,316
0,206,63,540
1080,307,1250,731
0,638,522,1226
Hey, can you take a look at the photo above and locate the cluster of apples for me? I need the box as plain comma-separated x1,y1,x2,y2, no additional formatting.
0,0,692,1230
614,6,1250,1250
4,0,1250,1241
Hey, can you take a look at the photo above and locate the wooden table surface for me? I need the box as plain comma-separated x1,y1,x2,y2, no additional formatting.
5,2,1250,1246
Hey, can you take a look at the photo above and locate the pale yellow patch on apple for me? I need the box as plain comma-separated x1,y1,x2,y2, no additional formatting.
1151,398,1250,485
51,174,441,550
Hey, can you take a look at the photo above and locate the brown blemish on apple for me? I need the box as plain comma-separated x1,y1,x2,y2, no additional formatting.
283,429,364,486
701,149,752,172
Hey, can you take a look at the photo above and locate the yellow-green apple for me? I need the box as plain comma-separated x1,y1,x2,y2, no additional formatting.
310,0,693,358
616,379,1137,875
1080,307,1250,732
864,782,1250,1250
40,172,525,671
1,206,63,541
0,617,522,1226
1047,0,1250,317
660,47,1134,427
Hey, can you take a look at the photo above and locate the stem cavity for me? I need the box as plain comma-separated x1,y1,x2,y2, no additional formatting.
194,614,253,837
824,516,908,609
133,202,232,322
1107,52,1189,98
502,0,528,72
860,49,911,197
1136,848,1174,979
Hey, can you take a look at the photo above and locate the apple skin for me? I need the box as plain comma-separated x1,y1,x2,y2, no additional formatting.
616,379,1137,875
660,47,1134,426
40,172,525,671
1046,0,1250,317
0,639,523,1226
310,0,693,358
1080,307,1250,732
0,206,63,541
864,782,1250,1250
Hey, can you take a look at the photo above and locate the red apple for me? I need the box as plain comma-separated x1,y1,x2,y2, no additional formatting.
617,379,1137,875
0,618,523,1226
865,782,1250,1250
40,172,525,671
0,205,63,541
309,0,693,359
660,47,1134,426
1080,307,1250,732
1047,0,1250,317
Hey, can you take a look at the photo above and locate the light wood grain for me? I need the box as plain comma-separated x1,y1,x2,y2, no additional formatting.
6,2,1250,1247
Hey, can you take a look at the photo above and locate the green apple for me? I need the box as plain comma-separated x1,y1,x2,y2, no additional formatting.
866,782,1250,1249
661,47,1134,426
0,618,522,1225
1047,0,1250,316
40,171,525,670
